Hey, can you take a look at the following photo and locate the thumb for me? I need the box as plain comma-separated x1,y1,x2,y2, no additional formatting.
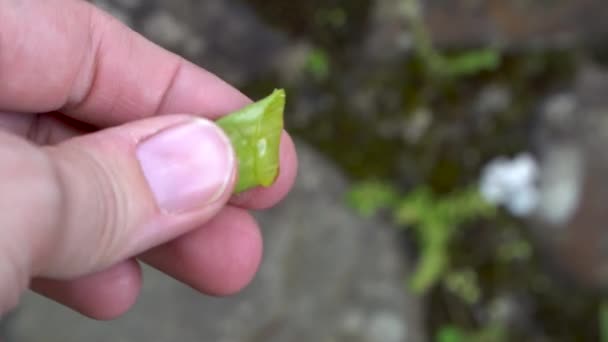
0,115,236,311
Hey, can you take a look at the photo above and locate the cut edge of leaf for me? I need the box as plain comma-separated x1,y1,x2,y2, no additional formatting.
256,88,285,187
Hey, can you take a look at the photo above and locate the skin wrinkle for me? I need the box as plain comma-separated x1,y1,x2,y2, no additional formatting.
62,10,188,127
29,147,71,277
51,1,96,113
72,148,118,274
64,9,118,117
154,58,184,117
41,2,83,108
47,142,131,277
26,114,44,143
64,3,103,113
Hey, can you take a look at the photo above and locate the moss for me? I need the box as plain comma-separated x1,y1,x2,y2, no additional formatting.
245,0,372,48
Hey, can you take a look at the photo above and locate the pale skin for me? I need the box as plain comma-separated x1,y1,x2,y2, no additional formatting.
0,0,298,319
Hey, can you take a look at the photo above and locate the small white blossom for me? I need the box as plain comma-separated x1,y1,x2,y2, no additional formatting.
479,153,539,217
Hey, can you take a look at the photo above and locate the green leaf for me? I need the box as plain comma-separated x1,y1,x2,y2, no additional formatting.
600,300,608,342
346,180,399,217
408,236,449,293
434,49,502,78
217,89,285,193
306,48,331,81
436,325,465,342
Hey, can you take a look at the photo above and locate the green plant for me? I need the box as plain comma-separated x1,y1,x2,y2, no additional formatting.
396,186,496,292
346,180,399,217
345,0,502,293
436,324,507,342
217,89,285,193
314,7,347,29
347,182,496,294
433,49,501,78
436,325,465,342
305,47,331,81
600,300,608,342
400,0,502,79
444,268,481,305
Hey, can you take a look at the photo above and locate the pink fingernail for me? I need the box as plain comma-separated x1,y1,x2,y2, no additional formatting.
136,120,234,213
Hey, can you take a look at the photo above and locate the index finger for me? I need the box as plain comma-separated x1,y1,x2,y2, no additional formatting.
0,0,249,124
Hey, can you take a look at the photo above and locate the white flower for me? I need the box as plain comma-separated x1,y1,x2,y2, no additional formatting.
479,153,539,217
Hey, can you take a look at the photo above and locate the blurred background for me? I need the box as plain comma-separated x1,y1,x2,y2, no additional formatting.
5,0,608,341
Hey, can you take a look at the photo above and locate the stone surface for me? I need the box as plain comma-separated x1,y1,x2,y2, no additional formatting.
365,0,608,56
529,63,608,289
129,0,288,86
423,0,608,49
8,140,425,342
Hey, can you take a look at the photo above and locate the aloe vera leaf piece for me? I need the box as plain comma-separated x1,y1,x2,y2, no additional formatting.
217,89,285,193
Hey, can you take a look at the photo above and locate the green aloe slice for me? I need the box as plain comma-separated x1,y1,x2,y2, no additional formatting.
217,89,285,193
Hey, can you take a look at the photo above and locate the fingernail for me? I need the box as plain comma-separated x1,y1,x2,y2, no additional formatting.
136,119,234,213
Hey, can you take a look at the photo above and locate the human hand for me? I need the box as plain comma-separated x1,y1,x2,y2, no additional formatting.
0,0,297,319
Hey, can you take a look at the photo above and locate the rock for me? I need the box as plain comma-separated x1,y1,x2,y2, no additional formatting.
529,63,608,289
423,0,608,49
141,11,192,49
0,312,16,341
362,0,415,63
365,0,608,55
475,84,511,116
89,0,290,86
9,140,426,342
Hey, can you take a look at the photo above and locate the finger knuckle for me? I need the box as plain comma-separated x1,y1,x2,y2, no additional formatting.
86,152,131,264
59,145,132,270
31,144,130,277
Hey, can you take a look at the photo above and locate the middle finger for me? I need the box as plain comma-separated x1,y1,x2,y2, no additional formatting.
30,205,263,319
